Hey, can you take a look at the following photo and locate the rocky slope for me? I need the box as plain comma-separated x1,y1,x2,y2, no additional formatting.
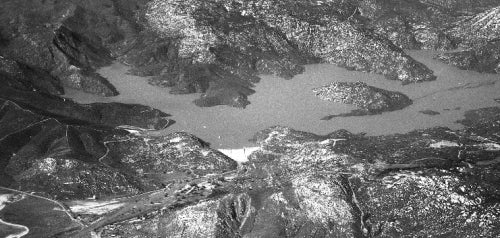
142,0,436,88
358,0,499,50
437,6,500,73
0,57,173,130
1,1,500,237
1,0,441,108
358,0,500,73
358,0,457,50
1,0,498,107
0,50,238,236
313,81,413,119
447,6,500,47
0,1,122,96
0,98,237,236
437,41,500,73
53,106,499,238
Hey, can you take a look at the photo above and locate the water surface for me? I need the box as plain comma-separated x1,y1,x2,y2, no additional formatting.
64,51,499,148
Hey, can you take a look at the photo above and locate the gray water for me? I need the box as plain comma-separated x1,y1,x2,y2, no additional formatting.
64,51,499,149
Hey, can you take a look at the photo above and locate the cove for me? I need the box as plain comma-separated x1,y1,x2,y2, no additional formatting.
64,51,499,149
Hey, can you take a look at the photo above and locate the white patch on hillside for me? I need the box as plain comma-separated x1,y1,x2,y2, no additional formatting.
319,138,346,147
429,140,459,148
200,149,211,156
169,137,183,143
116,125,148,135
0,194,11,210
69,200,125,215
218,147,260,163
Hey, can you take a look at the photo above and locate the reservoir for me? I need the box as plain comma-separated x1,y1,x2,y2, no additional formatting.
64,51,500,149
